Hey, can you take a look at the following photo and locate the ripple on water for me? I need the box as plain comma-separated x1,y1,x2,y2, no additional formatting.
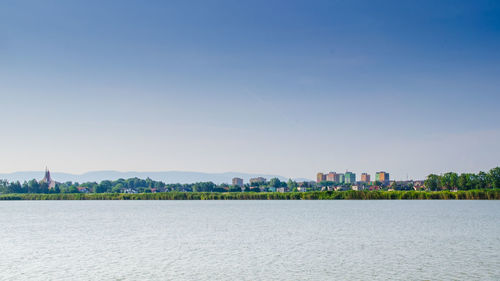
0,201,498,280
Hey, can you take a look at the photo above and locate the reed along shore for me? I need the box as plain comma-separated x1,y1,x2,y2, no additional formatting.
0,190,499,200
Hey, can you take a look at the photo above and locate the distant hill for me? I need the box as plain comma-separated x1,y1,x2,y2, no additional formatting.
0,171,312,184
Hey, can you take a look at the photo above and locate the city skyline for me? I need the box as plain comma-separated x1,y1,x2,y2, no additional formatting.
1,0,499,180
316,170,389,184
0,166,462,183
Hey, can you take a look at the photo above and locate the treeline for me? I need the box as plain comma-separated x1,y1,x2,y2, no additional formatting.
424,167,500,190
0,177,298,194
0,190,498,200
0,177,169,194
0,179,52,194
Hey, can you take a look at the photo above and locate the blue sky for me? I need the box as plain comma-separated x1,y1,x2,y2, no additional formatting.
0,0,499,180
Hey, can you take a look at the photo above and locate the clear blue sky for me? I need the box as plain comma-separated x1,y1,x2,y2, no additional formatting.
1,0,499,180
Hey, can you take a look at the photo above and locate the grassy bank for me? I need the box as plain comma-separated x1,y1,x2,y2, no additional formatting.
0,189,499,200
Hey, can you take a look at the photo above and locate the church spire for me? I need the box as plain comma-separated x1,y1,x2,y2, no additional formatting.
43,167,51,183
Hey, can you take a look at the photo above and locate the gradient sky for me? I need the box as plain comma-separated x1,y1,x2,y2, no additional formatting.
1,0,499,180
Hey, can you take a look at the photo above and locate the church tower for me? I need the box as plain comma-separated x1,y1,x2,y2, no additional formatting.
42,167,52,183
41,167,56,189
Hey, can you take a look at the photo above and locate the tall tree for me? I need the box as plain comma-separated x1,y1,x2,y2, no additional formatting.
458,173,472,190
269,178,281,188
489,167,500,188
287,179,298,191
425,174,440,191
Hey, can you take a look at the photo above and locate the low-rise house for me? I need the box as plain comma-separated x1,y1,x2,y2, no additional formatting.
121,188,138,194
297,186,307,192
276,187,287,193
413,181,425,190
77,186,89,193
249,177,266,184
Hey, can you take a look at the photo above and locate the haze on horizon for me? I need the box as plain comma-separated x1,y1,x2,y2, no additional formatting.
1,0,499,180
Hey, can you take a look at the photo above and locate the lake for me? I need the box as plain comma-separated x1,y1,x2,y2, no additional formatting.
0,201,498,280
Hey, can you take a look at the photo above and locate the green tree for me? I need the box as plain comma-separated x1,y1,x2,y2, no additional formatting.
319,181,334,187
39,182,49,193
450,173,458,189
95,183,108,193
390,181,398,190
228,186,241,192
111,183,123,193
489,167,500,188
458,173,473,190
475,171,489,189
425,174,440,191
27,179,41,193
287,179,298,190
269,178,281,187
440,172,458,189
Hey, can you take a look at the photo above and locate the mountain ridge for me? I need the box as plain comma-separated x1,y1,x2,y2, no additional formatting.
0,170,313,184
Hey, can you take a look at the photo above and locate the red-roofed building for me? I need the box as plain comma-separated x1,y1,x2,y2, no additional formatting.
77,186,89,193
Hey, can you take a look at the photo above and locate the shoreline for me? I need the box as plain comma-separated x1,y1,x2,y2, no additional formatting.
0,190,499,200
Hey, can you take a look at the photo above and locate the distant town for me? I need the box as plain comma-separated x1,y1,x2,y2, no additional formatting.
229,171,397,193
0,167,499,195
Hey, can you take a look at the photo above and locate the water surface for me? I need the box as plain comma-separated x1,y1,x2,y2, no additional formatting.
0,201,498,280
